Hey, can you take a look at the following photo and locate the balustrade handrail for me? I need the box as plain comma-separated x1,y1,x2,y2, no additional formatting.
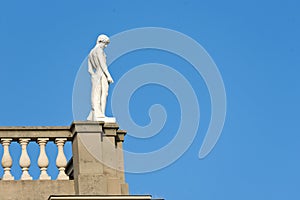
0,126,72,141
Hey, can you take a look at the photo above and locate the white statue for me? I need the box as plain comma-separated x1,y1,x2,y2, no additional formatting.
87,34,115,122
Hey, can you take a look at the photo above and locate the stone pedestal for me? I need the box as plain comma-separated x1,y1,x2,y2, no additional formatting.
71,121,129,195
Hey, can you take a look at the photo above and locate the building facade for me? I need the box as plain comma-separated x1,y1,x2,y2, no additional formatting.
0,121,160,200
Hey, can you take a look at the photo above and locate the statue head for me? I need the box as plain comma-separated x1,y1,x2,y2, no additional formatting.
97,34,110,45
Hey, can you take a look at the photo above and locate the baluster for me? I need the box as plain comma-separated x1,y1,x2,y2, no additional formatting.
37,138,51,180
55,138,69,180
19,138,32,180
1,139,14,180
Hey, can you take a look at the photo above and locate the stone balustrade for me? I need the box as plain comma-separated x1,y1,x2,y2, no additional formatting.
0,126,72,181
0,121,129,200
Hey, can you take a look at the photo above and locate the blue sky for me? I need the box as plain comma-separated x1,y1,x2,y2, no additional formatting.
1,0,300,199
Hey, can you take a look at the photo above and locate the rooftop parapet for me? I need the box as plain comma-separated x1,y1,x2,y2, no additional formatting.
0,121,129,200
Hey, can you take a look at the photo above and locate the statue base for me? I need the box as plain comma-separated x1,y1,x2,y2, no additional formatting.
95,117,116,123
87,112,116,123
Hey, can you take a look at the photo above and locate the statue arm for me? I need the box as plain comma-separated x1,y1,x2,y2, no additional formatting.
88,59,95,75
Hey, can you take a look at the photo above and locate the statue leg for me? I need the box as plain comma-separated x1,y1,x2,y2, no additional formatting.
100,77,109,117
90,75,103,120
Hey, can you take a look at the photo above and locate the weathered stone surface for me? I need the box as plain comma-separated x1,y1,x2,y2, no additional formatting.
76,174,108,195
71,121,129,195
0,180,74,200
71,121,104,134
0,121,129,199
